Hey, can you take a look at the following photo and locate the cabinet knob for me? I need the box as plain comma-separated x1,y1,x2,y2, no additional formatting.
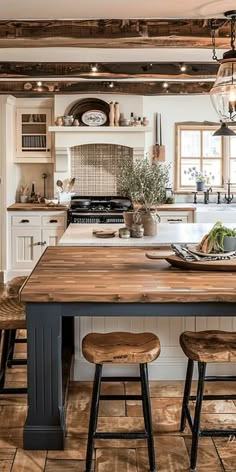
49,219,58,223
42,241,47,246
20,219,29,223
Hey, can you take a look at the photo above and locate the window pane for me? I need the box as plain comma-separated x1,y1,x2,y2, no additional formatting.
181,130,200,157
229,137,236,157
203,131,221,157
229,158,236,181
202,160,221,186
181,160,200,186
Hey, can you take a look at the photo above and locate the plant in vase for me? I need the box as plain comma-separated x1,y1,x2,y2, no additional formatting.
184,167,214,192
19,185,29,203
117,157,170,235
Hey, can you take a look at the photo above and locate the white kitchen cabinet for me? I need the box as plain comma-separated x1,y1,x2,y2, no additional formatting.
9,211,67,273
158,210,194,223
15,107,52,162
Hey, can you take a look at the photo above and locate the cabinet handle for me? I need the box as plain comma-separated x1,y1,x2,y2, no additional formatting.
20,219,30,223
42,241,47,246
49,219,58,223
167,218,182,222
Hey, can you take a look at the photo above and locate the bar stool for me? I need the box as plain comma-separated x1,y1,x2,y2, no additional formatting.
0,276,27,394
180,330,236,472
82,331,160,472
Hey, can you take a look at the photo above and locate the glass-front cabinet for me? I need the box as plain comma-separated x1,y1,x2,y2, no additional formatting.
15,108,52,162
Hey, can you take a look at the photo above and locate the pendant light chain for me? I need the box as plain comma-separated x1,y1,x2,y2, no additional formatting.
210,22,218,61
230,16,236,51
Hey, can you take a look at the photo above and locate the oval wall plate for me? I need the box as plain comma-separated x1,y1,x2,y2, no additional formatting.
81,110,107,126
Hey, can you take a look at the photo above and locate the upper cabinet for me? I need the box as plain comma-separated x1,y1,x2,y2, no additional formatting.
15,107,53,163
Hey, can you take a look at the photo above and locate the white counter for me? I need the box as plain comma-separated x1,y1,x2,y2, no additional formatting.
59,222,236,246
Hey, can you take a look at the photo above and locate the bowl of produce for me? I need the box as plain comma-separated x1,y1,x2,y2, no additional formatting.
196,221,236,254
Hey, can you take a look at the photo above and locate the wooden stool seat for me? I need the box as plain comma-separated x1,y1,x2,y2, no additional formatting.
180,330,236,363
82,331,160,364
0,298,26,329
5,276,27,298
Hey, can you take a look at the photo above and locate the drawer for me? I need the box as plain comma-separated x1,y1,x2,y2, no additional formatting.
42,215,65,228
160,216,188,223
12,215,41,226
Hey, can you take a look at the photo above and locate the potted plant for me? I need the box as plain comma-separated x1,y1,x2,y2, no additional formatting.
19,185,29,203
184,167,214,192
197,221,236,253
117,157,170,235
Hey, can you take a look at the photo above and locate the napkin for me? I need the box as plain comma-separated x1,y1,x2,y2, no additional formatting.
171,244,236,262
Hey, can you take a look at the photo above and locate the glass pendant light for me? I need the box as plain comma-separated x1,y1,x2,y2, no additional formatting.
210,11,236,122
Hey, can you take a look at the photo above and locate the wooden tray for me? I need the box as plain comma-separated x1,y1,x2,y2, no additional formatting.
165,255,236,271
93,229,116,239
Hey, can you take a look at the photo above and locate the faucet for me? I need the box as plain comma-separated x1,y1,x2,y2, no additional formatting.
224,180,234,204
204,187,212,204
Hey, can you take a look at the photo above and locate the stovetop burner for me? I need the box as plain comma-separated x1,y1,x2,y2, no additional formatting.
69,195,132,213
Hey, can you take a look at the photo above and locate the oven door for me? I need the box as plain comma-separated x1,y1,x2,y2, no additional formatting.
68,213,124,224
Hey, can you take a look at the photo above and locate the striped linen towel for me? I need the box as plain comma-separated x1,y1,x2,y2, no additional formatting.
171,244,236,262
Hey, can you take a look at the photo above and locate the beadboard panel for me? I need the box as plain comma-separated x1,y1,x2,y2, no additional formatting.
73,315,236,380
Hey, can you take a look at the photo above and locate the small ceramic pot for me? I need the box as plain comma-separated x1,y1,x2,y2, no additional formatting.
196,181,205,192
223,236,236,252
20,195,28,203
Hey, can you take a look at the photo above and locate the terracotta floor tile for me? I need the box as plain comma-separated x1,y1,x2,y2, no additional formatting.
125,380,189,398
11,450,46,471
200,413,236,430
185,436,224,471
47,437,88,460
0,449,16,460
213,437,236,471
197,400,236,414
45,459,88,471
96,448,137,472
0,461,12,472
0,406,27,434
137,436,189,472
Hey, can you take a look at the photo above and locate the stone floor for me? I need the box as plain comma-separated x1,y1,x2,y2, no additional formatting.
0,333,236,472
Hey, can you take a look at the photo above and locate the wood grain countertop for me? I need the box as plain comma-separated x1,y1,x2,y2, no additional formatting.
20,246,236,303
7,203,68,211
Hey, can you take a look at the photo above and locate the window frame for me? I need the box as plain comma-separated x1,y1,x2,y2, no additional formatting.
174,122,227,193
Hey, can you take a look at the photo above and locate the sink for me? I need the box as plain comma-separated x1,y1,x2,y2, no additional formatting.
195,205,236,222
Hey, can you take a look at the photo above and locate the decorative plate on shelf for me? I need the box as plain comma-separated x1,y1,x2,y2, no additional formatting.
81,110,107,127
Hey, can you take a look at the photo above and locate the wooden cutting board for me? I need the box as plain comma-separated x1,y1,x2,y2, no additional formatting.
165,255,236,271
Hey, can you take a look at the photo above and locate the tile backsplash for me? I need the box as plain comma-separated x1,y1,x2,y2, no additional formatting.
71,143,133,195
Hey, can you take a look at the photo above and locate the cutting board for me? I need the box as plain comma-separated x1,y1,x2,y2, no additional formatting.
165,255,236,271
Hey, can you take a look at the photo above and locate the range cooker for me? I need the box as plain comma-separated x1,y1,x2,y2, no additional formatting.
68,195,132,224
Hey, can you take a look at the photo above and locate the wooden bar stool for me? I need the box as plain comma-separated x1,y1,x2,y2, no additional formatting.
82,331,160,472
180,330,236,472
0,276,27,394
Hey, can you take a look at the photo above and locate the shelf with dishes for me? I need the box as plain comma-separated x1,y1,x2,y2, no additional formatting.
49,126,152,132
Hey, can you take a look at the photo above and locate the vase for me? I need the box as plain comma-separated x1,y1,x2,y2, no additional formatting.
109,101,115,126
223,236,236,252
139,211,160,236
196,181,205,192
114,102,120,127
20,195,28,203
123,211,134,229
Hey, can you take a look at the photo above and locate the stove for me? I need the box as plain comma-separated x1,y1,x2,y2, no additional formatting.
68,195,132,224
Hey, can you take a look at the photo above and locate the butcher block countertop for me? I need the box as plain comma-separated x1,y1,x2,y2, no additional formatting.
7,203,68,211
20,246,236,303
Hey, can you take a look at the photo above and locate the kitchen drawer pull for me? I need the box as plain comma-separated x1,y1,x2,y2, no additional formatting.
49,219,58,223
167,218,182,222
20,219,30,223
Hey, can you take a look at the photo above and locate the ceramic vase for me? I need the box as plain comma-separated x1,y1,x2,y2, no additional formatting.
196,181,205,192
109,102,115,126
139,211,160,236
114,102,120,127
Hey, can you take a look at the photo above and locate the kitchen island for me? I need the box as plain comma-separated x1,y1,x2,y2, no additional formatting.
20,245,236,450
59,222,236,246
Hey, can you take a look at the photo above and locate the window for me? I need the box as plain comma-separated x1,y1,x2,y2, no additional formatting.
174,123,232,192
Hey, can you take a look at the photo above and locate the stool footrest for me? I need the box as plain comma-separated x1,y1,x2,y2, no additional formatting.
0,387,27,394
100,394,142,401
7,359,27,367
94,432,148,440
200,429,236,437
204,375,236,382
101,376,141,382
189,394,236,401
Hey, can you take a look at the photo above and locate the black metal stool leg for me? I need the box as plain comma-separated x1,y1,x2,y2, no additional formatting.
86,363,102,472
140,363,156,472
0,330,10,389
180,358,194,432
6,329,16,367
190,362,206,472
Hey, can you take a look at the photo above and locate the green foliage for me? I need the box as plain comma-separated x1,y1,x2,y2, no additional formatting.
206,221,236,252
117,158,170,211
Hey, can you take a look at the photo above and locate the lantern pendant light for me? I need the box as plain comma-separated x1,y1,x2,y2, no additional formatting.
210,11,236,123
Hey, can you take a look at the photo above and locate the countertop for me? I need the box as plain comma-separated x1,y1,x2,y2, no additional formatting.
59,222,234,247
7,203,68,211
20,246,236,303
